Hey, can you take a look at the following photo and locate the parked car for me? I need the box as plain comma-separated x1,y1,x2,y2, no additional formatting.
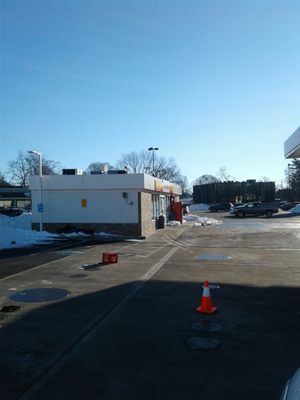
0,208,30,217
208,203,233,212
229,203,245,213
280,202,297,211
281,368,300,400
231,202,279,218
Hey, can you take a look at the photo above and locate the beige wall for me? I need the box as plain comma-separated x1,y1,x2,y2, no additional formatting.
138,192,156,238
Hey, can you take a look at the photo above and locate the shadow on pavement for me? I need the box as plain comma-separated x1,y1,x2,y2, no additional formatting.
223,212,300,220
0,279,299,400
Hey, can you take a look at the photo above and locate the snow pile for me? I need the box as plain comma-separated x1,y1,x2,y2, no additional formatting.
0,213,58,250
0,214,115,250
188,203,210,211
183,214,222,226
290,204,300,214
166,221,181,226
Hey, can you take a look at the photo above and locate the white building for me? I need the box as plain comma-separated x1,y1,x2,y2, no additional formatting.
284,126,300,159
29,173,182,238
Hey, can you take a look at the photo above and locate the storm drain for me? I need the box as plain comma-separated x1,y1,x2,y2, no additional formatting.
9,288,70,303
196,254,231,261
186,336,221,351
191,321,223,333
0,305,22,313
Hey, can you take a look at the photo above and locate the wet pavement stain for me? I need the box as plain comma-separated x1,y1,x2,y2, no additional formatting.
9,288,70,303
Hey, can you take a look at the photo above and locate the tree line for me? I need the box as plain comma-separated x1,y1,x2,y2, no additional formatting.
0,149,191,195
1,151,299,200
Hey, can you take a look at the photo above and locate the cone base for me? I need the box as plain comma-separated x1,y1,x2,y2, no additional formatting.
196,306,218,314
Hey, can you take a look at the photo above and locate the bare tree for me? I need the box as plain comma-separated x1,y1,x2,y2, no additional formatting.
116,150,151,173
86,162,113,174
0,171,11,187
7,151,61,187
175,175,191,196
193,174,219,185
217,167,235,182
260,176,270,182
116,150,183,183
154,156,181,181
287,159,300,199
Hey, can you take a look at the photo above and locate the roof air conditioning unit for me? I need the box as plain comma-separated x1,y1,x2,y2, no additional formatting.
62,169,83,175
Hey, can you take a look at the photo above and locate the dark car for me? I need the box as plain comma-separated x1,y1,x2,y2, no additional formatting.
280,202,296,211
208,202,233,212
0,208,29,217
281,368,300,400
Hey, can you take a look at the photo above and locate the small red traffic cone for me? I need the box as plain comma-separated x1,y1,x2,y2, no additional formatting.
196,280,218,314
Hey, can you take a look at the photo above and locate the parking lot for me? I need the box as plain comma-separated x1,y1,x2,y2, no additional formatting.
0,211,300,400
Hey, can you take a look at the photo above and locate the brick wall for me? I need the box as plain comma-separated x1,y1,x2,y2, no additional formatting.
138,192,156,237
32,222,141,237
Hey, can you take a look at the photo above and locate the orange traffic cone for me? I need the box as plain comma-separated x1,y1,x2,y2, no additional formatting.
196,280,218,314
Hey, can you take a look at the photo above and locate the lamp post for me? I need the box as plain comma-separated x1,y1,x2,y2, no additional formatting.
28,150,43,231
148,147,159,176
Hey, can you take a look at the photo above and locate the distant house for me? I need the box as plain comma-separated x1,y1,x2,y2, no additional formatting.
29,173,181,238
0,187,31,209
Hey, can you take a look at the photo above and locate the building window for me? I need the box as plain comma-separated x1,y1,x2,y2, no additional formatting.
151,194,160,219
16,200,32,209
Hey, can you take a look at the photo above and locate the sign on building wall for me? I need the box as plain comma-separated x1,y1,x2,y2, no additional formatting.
154,180,174,193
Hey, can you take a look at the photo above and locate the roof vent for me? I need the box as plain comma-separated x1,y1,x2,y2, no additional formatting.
62,169,83,175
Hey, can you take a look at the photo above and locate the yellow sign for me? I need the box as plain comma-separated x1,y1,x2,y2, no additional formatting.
81,199,87,208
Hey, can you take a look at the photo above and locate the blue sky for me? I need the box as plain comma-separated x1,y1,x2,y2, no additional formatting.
1,0,300,186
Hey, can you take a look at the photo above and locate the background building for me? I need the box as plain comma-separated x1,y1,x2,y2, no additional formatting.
29,173,181,237
0,187,31,209
193,180,275,204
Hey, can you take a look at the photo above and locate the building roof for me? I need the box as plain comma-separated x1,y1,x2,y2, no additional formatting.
0,188,31,199
29,173,182,195
284,127,300,158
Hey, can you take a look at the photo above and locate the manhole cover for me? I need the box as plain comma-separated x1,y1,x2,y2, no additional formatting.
70,274,88,278
191,321,223,332
196,254,231,261
186,336,221,351
9,288,70,303
0,305,22,313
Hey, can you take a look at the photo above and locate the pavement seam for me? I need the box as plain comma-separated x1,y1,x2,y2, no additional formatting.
16,246,178,400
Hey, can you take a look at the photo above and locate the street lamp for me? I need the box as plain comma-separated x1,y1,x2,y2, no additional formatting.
28,150,43,231
148,147,159,176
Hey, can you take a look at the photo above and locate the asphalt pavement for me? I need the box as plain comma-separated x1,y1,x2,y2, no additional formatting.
0,211,300,400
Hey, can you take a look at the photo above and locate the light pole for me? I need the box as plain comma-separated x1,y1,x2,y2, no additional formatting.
148,147,159,176
28,150,43,231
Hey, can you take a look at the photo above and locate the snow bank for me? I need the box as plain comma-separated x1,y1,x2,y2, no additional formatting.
183,214,222,226
166,221,181,226
0,214,115,250
0,214,58,250
290,204,300,214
